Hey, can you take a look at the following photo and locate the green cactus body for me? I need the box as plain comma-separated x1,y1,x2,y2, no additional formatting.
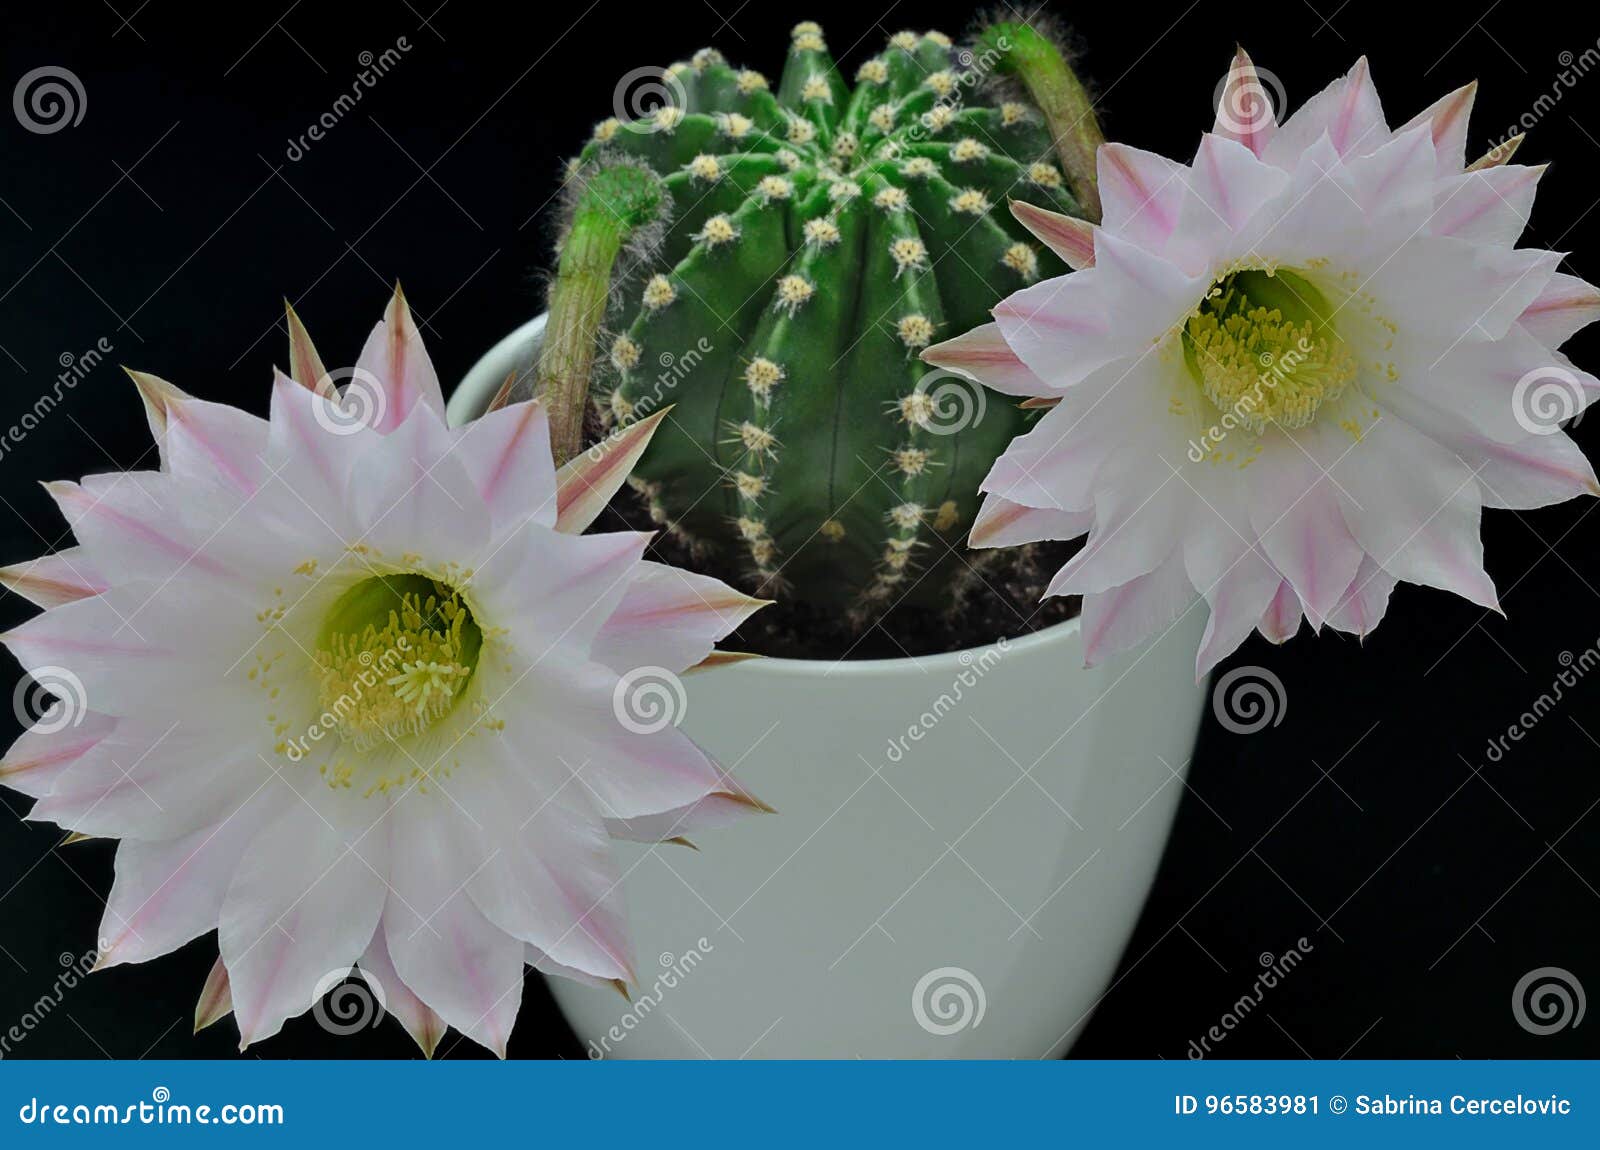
580,24,1084,617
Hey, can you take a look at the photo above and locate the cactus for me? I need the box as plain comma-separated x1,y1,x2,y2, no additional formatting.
562,22,1099,619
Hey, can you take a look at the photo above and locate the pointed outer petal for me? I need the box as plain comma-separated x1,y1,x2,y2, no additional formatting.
357,927,446,1058
510,659,733,820
1213,47,1277,156
1193,546,1284,680
0,710,116,800
969,494,1092,549
604,790,762,844
452,753,637,983
1045,457,1191,596
553,408,671,535
526,946,623,993
126,370,181,465
980,376,1135,510
194,956,233,1033
99,785,281,968
1517,272,1600,347
1080,552,1197,666
1327,415,1499,610
1009,200,1097,269
1266,56,1389,166
284,301,328,392
1257,580,1304,643
921,322,1055,399
220,797,389,1050
991,273,1115,391
1246,440,1365,628
455,399,559,535
162,395,271,496
486,372,518,414
1096,143,1187,251
42,477,238,585
353,285,446,433
1367,238,1562,345
1325,555,1397,638
474,525,651,659
1431,164,1544,244
1175,133,1292,268
685,650,761,674
346,402,491,563
1019,396,1060,410
384,795,524,1058
590,560,767,675
1466,431,1600,509
1176,465,1287,677
265,370,361,521
1468,133,1523,171
1342,123,1437,231
0,548,106,608
1400,81,1476,175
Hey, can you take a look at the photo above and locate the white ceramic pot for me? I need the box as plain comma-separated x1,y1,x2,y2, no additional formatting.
450,320,1208,1058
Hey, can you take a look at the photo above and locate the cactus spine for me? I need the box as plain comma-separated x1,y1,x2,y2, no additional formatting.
568,23,1094,619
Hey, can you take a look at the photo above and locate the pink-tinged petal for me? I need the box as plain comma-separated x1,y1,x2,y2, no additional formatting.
1400,80,1476,174
220,798,388,1051
1258,580,1304,644
528,947,628,994
1269,56,1388,165
1467,133,1522,171
605,790,767,844
1325,555,1397,638
358,927,446,1058
353,284,445,432
591,560,767,675
1177,133,1292,267
1096,143,1186,251
454,757,637,984
1213,47,1277,156
1247,447,1365,629
1329,416,1499,610
194,956,232,1033
921,322,1054,399
1369,238,1561,345
1344,123,1436,230
99,786,280,968
1009,200,1096,269
0,547,106,608
347,402,492,563
1046,460,1190,596
43,477,237,585
162,397,269,496
126,369,182,466
385,796,524,1058
284,301,328,391
553,408,671,534
1081,552,1196,666
475,524,651,657
265,370,359,522
969,494,1091,549
456,399,559,535
1468,431,1599,510
1432,164,1545,244
1518,272,1600,347
991,272,1117,391
1193,548,1283,680
0,710,116,800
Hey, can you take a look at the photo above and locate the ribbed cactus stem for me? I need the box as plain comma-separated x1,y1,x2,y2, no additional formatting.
980,21,1105,221
539,161,666,465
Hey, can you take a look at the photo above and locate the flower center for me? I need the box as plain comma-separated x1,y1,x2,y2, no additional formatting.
312,574,482,751
1182,269,1357,432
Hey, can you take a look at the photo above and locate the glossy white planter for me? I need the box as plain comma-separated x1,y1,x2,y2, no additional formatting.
450,320,1207,1058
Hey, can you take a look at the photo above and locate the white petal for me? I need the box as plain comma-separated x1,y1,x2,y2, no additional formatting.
590,560,765,675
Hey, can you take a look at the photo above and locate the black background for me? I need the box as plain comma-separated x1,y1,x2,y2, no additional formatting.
1,0,1597,1059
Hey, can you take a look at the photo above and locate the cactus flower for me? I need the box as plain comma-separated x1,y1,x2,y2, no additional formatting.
925,52,1600,676
0,288,767,1055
